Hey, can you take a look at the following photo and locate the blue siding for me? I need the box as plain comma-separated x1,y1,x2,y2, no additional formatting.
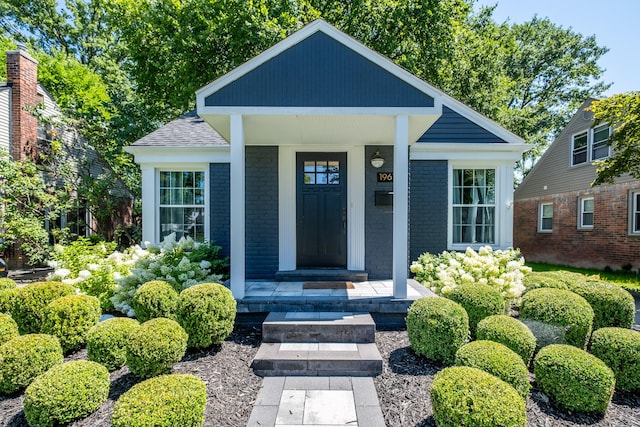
418,107,506,144
409,160,448,262
365,146,394,279
205,32,434,108
245,146,279,279
210,164,230,257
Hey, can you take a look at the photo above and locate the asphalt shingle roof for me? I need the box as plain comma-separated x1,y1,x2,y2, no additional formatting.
131,110,228,147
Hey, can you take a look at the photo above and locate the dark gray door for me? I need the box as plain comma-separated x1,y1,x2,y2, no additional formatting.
297,153,347,268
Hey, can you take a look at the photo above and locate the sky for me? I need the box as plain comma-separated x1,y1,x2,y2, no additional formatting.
474,0,639,96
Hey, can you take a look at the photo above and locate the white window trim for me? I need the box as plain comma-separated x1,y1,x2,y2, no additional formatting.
448,162,512,251
538,202,553,233
157,169,208,243
578,196,594,230
571,124,611,167
629,190,640,236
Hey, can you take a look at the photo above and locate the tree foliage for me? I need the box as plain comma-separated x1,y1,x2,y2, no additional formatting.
589,92,640,185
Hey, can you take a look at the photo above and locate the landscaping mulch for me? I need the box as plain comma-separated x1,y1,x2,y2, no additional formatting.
1,326,639,426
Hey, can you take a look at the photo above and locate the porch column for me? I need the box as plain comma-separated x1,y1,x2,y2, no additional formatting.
393,115,409,298
230,114,245,299
140,164,155,245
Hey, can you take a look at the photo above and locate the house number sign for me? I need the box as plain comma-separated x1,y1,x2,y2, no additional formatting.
377,172,393,182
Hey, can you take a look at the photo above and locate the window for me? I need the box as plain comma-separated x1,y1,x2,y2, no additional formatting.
159,171,205,242
571,125,610,166
579,197,594,229
539,203,553,232
304,160,340,185
630,191,640,235
452,169,495,244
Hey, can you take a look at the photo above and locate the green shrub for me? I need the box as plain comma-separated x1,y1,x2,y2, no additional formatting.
590,327,640,392
455,340,530,399
0,277,16,290
0,288,20,314
0,334,63,394
177,283,236,349
447,283,505,338
476,315,536,366
132,280,179,322
430,366,527,427
87,317,140,371
520,288,593,349
407,297,469,365
522,272,569,291
127,317,188,379
12,281,76,334
23,360,110,427
112,374,207,427
534,344,614,414
0,313,19,345
41,294,101,353
570,281,635,329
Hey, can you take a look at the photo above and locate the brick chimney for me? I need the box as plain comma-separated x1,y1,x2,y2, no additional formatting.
6,43,39,161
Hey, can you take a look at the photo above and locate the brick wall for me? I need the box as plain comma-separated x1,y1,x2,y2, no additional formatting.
245,146,279,278
210,163,230,257
6,46,39,161
514,181,640,271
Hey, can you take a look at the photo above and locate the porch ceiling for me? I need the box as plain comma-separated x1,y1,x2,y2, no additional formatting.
200,113,440,145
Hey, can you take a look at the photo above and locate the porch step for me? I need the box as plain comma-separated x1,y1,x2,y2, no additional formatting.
251,342,383,377
275,269,368,282
262,312,375,343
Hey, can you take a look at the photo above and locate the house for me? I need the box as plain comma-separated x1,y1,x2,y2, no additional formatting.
0,44,133,266
514,98,640,271
126,20,529,299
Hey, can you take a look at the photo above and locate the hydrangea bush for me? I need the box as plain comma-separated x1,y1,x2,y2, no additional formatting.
410,246,531,300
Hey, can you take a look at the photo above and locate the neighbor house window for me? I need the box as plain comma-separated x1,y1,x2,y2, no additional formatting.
159,171,205,242
630,191,640,235
571,125,610,166
579,197,594,229
452,168,495,244
539,202,553,232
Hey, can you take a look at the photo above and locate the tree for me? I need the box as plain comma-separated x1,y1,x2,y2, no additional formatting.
589,92,640,186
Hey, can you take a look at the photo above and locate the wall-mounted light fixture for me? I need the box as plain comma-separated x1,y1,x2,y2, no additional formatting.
370,150,385,168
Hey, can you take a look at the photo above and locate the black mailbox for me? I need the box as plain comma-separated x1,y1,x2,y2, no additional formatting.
375,191,393,207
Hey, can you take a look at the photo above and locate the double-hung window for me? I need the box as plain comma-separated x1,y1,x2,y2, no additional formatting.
571,125,610,166
539,203,553,232
159,171,206,242
630,191,640,235
578,197,594,229
452,168,495,244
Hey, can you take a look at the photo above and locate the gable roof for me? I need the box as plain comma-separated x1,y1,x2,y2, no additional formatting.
131,110,228,147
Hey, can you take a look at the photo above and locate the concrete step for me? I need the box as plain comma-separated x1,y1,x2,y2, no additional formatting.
275,269,368,282
262,312,376,343
251,342,383,377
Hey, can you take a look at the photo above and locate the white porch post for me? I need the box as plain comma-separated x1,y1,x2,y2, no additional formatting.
393,115,409,298
230,115,245,299
140,164,156,245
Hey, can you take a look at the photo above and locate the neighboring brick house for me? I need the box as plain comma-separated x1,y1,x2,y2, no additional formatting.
126,20,529,299
514,98,640,271
0,44,133,266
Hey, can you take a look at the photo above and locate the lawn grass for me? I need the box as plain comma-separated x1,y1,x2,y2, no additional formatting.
527,262,640,292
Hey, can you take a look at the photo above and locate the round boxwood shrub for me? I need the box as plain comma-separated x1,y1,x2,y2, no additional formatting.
569,281,635,329
12,281,76,334
520,288,593,349
455,340,530,399
0,313,19,345
23,360,110,427
132,280,179,322
112,374,206,427
534,344,615,414
127,317,188,379
407,297,469,365
41,294,101,353
446,283,505,338
431,366,526,427
522,272,569,291
0,287,20,314
87,317,140,371
177,283,236,349
590,327,640,392
0,334,63,394
476,315,536,366
0,277,16,290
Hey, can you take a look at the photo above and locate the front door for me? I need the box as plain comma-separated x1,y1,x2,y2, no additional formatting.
296,153,347,268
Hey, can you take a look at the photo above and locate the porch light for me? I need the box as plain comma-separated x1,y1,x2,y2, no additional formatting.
370,150,385,168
